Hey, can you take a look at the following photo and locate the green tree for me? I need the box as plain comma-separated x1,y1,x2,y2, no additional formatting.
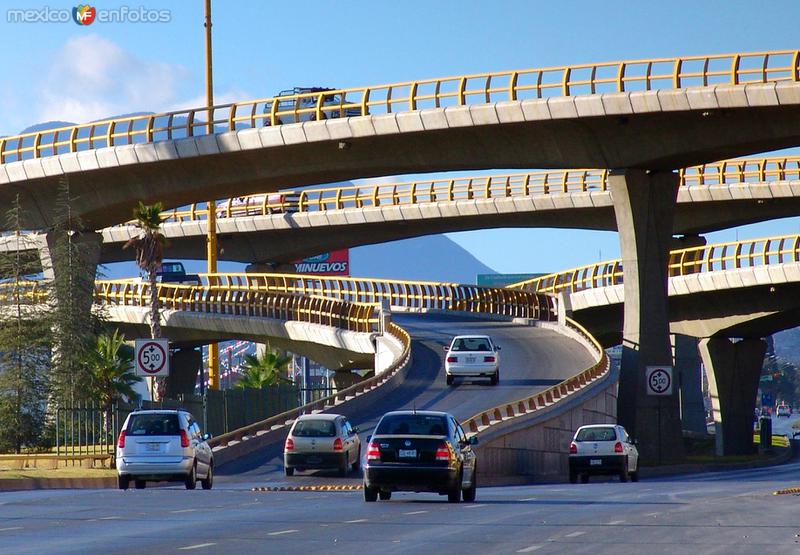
235,350,291,389
123,202,166,339
0,196,51,453
88,330,141,434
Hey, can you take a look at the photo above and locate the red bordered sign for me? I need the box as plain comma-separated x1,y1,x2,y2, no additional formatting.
135,339,170,377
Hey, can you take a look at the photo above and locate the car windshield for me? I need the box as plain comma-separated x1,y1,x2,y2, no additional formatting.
127,414,181,436
575,427,617,442
375,414,448,436
293,420,336,437
451,337,492,352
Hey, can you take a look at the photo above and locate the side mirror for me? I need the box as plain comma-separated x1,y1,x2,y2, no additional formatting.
468,436,479,446
495,346,501,351
443,345,449,352
203,433,212,441
352,427,359,435
631,438,638,446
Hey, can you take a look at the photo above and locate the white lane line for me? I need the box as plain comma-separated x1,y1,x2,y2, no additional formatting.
564,531,586,538
645,512,659,517
178,543,216,551
171,509,198,514
607,520,625,525
403,510,428,515
0,527,23,532
345,519,368,523
98,516,121,520
268,529,299,536
516,546,542,553
519,497,538,501
464,504,488,509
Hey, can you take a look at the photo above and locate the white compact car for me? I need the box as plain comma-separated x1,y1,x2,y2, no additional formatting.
444,335,500,386
116,409,214,490
568,424,639,483
284,413,361,477
777,404,791,418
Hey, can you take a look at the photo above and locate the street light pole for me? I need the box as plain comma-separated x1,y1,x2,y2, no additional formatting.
204,0,220,390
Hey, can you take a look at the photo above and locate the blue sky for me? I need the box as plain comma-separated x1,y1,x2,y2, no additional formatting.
1,0,799,276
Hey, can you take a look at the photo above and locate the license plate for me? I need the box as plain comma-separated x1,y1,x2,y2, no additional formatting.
307,457,321,464
590,459,602,466
466,357,476,363
145,443,160,452
398,449,416,458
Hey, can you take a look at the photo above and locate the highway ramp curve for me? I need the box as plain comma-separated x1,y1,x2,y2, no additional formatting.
216,312,595,486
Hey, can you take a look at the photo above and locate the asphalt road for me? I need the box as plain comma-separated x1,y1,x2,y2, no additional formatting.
217,313,593,485
3,450,800,555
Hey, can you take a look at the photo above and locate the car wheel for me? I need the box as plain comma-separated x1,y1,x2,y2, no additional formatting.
379,490,392,501
352,447,361,472
630,470,639,482
490,370,499,386
134,479,146,489
185,463,197,490
364,485,378,502
201,464,214,490
285,466,294,477
569,470,577,484
338,455,348,477
448,469,462,503
446,375,454,386
118,476,129,490
619,458,629,482
462,471,477,503
580,474,589,484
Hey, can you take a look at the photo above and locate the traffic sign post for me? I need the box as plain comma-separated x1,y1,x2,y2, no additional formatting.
645,366,673,396
135,339,170,377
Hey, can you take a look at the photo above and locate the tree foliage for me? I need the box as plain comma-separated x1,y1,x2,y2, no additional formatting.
123,201,165,339
88,330,141,408
235,350,291,389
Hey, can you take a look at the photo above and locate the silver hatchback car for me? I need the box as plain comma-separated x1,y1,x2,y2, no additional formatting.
284,413,361,477
116,409,214,490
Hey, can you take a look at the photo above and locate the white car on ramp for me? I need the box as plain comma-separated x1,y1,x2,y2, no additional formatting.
443,335,500,386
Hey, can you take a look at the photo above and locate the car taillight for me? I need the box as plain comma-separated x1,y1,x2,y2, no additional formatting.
117,431,126,449
435,442,451,462
484,356,496,363
447,356,457,363
333,438,343,451
569,442,577,454
180,430,190,448
614,441,623,453
366,442,380,461
285,438,294,452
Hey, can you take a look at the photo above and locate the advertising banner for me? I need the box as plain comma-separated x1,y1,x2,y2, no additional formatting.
292,249,350,276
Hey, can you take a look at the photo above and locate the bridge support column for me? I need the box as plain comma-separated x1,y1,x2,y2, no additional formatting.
698,337,766,456
610,169,683,463
38,231,102,284
166,348,203,398
673,334,707,434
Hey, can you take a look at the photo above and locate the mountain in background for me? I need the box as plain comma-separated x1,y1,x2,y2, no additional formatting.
350,235,495,283
19,121,76,134
773,328,800,365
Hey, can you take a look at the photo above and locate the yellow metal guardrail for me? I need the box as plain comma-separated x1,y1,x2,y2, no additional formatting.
509,234,800,294
461,317,610,435
130,154,800,225
1,50,797,164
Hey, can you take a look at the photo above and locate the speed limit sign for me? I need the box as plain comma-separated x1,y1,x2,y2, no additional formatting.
645,366,673,396
135,338,170,377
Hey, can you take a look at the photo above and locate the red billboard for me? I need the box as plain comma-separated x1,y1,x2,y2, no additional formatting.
292,249,349,276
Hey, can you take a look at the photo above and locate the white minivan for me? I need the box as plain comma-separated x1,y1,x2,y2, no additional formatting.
116,409,213,490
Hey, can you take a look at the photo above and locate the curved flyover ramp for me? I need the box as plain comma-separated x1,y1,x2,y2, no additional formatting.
1,50,799,230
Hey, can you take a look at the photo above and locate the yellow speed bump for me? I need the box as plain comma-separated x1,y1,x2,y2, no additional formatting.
252,484,363,492
773,487,800,496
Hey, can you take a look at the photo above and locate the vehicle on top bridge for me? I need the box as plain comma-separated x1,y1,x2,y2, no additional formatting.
262,87,361,125
156,261,201,286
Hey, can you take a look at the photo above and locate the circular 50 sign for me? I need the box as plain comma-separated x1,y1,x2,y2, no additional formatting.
134,339,170,377
645,366,673,396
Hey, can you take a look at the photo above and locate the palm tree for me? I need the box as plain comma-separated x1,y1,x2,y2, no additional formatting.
88,330,142,435
235,351,291,389
123,202,166,339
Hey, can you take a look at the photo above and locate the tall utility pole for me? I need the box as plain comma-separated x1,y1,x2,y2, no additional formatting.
204,0,220,390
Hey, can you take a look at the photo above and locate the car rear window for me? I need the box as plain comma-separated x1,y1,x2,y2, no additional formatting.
375,414,448,436
576,427,617,442
127,414,181,436
293,420,336,437
451,338,491,352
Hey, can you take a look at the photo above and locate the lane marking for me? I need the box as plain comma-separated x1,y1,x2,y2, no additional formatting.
171,509,198,514
98,516,121,520
517,546,542,553
345,519,368,523
607,520,625,525
464,504,488,509
268,529,299,536
403,510,428,515
645,512,659,517
178,543,216,551
0,527,23,532
564,531,585,538
519,497,538,501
